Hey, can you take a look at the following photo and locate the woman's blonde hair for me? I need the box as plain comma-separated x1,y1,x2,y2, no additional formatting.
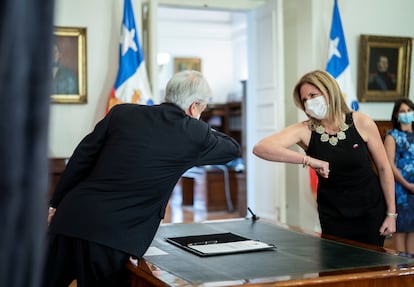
293,70,351,129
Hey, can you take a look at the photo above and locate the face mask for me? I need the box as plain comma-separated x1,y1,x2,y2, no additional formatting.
398,111,414,124
304,96,328,120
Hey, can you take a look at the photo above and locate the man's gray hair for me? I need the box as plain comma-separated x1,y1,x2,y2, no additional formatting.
164,70,211,111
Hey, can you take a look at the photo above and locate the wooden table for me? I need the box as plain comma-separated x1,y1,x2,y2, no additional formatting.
127,219,414,287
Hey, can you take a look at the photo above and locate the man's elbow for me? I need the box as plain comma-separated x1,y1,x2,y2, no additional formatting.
234,143,242,157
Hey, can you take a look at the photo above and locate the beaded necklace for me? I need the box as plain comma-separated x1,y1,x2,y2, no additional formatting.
315,123,349,146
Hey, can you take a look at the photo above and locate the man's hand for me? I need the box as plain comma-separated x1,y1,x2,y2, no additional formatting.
48,207,56,225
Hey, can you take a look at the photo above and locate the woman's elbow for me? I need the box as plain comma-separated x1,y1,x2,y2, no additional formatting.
252,143,265,158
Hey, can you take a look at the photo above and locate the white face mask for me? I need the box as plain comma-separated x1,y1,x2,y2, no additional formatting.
304,96,328,120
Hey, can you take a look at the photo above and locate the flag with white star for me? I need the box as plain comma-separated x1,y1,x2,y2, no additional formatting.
107,0,153,111
326,0,358,111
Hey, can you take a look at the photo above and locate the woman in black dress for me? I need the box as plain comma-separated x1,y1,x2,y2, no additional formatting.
253,70,396,246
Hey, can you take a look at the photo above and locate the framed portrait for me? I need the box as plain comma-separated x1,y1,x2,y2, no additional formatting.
174,57,202,73
357,34,412,102
52,26,87,104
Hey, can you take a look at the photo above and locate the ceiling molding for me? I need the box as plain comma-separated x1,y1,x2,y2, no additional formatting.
154,0,266,11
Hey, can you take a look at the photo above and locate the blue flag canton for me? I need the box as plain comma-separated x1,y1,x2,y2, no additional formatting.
326,0,349,78
115,0,145,89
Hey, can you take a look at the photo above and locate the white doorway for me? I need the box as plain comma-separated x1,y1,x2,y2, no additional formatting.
146,0,287,223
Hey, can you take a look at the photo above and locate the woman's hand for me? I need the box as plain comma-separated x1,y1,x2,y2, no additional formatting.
379,216,396,236
308,157,330,178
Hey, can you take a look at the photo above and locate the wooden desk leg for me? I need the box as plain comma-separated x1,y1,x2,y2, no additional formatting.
236,172,247,217
180,177,194,206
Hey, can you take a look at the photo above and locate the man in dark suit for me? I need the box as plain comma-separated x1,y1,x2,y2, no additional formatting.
43,70,241,287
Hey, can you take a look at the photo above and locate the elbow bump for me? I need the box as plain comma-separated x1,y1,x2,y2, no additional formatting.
252,145,263,157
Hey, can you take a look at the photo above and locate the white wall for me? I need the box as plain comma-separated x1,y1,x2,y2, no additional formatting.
298,0,414,120
50,0,122,157
340,0,414,118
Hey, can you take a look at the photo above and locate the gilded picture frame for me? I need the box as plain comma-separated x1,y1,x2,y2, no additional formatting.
174,57,202,73
52,26,87,104
357,34,412,102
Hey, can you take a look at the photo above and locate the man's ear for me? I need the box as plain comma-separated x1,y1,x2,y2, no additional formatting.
185,102,197,118
188,101,198,117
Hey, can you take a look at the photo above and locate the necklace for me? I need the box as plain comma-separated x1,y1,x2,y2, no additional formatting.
315,123,349,146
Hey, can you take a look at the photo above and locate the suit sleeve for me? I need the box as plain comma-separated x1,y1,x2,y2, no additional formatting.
49,112,112,207
195,127,241,166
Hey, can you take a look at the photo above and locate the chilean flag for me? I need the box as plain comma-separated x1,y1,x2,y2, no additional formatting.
326,0,358,111
107,0,153,112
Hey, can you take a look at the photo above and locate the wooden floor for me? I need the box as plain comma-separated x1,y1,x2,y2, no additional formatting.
162,183,241,224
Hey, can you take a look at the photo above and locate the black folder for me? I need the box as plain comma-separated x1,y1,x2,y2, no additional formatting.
165,232,275,257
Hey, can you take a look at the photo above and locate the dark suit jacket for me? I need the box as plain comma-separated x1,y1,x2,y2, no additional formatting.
49,103,240,257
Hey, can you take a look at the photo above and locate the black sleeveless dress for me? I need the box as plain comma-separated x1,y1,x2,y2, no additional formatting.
307,113,386,246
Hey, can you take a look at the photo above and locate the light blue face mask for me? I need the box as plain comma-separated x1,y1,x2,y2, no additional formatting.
398,111,414,124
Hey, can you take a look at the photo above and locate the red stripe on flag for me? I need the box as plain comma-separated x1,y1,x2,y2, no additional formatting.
106,88,123,113
309,168,318,194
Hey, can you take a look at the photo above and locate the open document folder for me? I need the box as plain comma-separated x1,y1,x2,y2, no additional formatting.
165,232,275,257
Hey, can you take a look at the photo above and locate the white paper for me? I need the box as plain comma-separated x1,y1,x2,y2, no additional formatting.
188,240,272,254
144,246,168,256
